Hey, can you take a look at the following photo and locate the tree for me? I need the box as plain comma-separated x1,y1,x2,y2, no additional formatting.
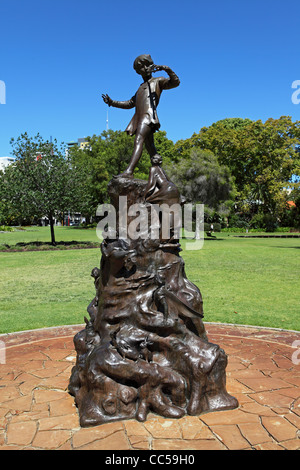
165,148,236,216
1,133,91,245
174,117,300,219
154,130,175,166
0,171,21,225
69,129,175,216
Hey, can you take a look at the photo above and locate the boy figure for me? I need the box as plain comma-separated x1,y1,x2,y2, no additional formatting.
102,54,180,177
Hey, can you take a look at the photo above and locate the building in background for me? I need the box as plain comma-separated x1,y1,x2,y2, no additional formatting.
66,137,90,156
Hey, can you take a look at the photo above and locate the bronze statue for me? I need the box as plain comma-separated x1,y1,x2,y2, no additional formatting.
102,54,180,177
69,55,238,427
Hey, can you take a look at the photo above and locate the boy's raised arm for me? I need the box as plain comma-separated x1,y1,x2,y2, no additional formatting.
151,65,180,90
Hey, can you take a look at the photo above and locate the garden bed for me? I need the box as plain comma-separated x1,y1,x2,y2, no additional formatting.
0,240,99,252
234,234,300,238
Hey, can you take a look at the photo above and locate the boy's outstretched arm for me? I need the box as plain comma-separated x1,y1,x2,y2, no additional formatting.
102,93,135,109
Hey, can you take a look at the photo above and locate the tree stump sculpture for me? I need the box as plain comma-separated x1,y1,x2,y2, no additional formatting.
69,175,238,426
69,54,238,426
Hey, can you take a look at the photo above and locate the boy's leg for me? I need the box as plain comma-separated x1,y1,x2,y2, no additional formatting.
121,123,152,176
145,131,158,158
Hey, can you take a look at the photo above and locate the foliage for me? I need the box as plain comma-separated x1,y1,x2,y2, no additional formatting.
173,116,300,219
68,129,175,216
249,212,278,232
154,130,175,166
0,225,14,232
165,148,236,214
2,115,300,235
0,133,91,245
68,130,147,213
204,222,221,232
227,213,250,229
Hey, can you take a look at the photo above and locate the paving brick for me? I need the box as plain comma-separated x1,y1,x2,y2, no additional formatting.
74,431,130,450
0,386,21,402
277,376,300,387
200,409,258,426
40,375,69,390
293,397,300,412
252,391,295,409
32,429,71,449
226,377,252,394
33,389,66,404
238,422,272,445
284,411,300,429
9,409,48,423
72,422,124,448
261,416,298,442
179,416,216,440
240,401,278,417
272,355,294,369
0,444,24,450
18,375,42,395
49,396,77,417
123,420,150,437
128,435,150,449
0,324,299,450
20,360,45,373
253,441,285,450
210,424,250,450
7,421,37,446
277,387,300,399
38,413,79,431
144,418,182,439
32,367,66,379
281,439,300,450
237,377,294,392
152,438,226,450
231,369,267,379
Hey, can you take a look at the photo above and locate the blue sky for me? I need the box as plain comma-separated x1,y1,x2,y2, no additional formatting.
0,0,299,157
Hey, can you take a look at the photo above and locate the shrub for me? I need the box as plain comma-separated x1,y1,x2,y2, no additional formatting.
0,225,14,232
204,222,221,232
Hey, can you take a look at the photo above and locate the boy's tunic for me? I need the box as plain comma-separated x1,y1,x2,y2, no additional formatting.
110,71,180,136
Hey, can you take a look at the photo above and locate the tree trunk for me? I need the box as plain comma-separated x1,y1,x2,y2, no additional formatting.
49,213,56,245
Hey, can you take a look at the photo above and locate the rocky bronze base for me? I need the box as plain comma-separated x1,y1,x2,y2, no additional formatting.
68,175,238,427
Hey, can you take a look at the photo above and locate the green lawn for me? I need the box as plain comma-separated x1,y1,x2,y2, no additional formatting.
0,227,299,333
0,225,100,245
181,236,300,331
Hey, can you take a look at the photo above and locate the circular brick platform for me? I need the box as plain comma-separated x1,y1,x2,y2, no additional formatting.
0,323,299,450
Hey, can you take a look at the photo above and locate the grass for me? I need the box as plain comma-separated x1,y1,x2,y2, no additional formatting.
0,225,100,245
181,236,300,331
0,248,100,333
0,227,299,333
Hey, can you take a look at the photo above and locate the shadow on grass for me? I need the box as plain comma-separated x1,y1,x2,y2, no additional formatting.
203,237,224,241
273,245,300,249
0,240,100,252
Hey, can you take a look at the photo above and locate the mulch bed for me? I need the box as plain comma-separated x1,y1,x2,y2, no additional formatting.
0,241,100,252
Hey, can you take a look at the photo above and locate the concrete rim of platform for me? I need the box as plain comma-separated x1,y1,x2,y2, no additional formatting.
1,322,299,353
1,321,299,341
